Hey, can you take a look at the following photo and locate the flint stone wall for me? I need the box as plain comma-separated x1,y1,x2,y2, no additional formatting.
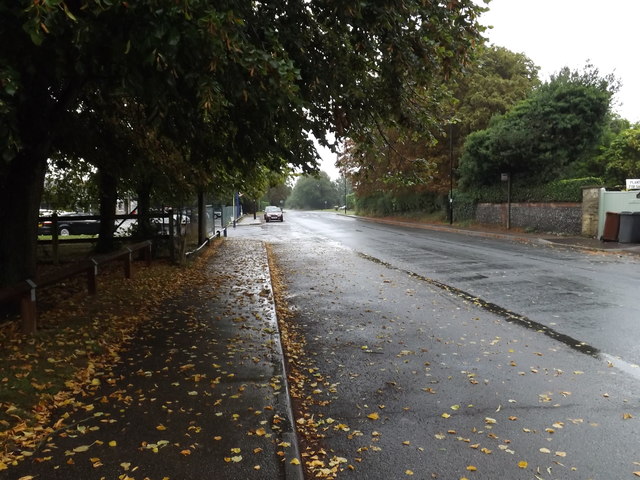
475,202,582,235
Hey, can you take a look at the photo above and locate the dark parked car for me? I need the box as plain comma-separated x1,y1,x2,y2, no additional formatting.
264,206,284,222
38,213,101,236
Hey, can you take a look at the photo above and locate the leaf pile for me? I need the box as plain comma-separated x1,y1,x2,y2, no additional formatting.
0,243,220,470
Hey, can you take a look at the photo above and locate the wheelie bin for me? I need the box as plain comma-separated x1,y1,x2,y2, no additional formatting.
601,211,620,242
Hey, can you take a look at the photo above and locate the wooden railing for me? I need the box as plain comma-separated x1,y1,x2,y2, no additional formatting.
0,241,152,334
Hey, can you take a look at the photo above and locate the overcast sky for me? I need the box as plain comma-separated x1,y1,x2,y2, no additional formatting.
481,0,640,123
319,1,640,178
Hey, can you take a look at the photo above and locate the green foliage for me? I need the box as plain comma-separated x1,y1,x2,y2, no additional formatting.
355,191,444,216
459,65,617,189
455,45,540,136
286,172,339,209
343,45,540,201
599,126,640,185
462,177,603,204
41,159,98,212
0,0,487,285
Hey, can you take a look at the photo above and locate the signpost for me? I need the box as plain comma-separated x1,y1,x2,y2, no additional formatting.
501,173,511,230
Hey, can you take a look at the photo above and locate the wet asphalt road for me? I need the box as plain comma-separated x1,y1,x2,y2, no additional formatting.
235,211,640,479
245,211,640,368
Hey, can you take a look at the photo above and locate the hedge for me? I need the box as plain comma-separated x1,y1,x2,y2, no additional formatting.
461,177,603,204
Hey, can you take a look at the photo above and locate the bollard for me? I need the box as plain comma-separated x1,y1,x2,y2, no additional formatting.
223,227,227,237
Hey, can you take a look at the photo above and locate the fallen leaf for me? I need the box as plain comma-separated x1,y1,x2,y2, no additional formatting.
518,461,528,469
367,413,379,420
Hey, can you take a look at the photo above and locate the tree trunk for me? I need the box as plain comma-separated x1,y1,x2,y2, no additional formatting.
0,150,48,288
136,181,154,239
0,68,83,288
95,168,118,253
198,190,206,245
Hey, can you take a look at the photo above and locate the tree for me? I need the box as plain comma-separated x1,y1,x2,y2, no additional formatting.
458,65,618,189
576,114,631,181
41,159,98,213
600,126,640,185
1,1,485,287
341,45,540,203
287,173,339,210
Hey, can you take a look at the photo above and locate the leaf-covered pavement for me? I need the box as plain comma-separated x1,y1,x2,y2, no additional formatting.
1,239,301,479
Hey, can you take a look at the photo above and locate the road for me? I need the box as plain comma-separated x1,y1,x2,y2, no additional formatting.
240,210,640,369
234,210,640,479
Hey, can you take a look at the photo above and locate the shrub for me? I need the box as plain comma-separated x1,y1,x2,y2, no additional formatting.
463,177,603,203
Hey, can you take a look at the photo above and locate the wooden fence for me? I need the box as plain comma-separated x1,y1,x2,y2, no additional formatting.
0,241,152,334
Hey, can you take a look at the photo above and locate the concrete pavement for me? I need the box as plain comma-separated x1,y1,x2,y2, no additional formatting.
3,238,303,480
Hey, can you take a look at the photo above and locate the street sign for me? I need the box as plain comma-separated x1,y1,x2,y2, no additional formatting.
626,179,640,190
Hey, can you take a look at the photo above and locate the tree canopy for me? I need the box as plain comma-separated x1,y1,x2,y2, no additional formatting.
286,172,339,210
600,126,640,185
0,0,486,286
340,45,540,203
458,65,618,189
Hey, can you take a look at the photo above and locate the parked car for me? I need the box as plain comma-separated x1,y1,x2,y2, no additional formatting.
264,206,284,222
38,213,101,236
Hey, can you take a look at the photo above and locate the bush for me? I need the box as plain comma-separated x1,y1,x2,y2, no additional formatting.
356,191,445,216
463,177,603,203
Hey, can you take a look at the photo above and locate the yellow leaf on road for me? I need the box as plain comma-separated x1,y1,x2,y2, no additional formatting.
518,461,528,469
367,413,379,420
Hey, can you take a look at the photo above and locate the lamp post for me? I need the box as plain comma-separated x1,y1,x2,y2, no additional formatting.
449,122,453,225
